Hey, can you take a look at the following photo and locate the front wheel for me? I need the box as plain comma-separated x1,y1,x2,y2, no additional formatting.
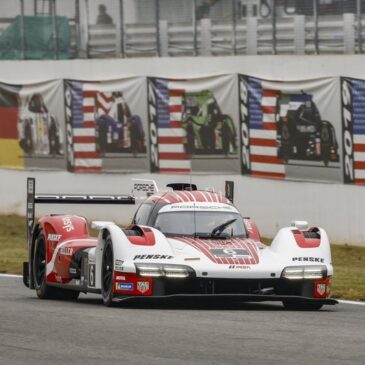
101,236,114,306
282,300,323,311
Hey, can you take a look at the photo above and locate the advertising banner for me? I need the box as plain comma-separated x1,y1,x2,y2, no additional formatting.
147,75,239,174
0,80,65,169
341,77,365,185
239,75,342,182
64,78,148,173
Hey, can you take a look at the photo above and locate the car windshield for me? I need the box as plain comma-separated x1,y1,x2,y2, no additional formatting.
154,211,247,238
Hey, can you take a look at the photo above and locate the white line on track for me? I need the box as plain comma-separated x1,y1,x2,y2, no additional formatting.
0,273,364,306
0,273,22,278
337,299,365,306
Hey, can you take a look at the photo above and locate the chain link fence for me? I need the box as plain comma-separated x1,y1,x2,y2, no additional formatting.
0,0,365,59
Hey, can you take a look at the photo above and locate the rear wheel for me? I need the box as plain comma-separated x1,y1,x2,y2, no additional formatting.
101,236,114,306
24,123,33,154
48,118,60,155
282,300,323,311
33,230,79,300
321,124,330,166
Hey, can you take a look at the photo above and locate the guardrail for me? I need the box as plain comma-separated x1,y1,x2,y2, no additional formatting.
0,13,361,59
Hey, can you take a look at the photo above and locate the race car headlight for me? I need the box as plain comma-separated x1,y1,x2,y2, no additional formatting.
135,264,193,278
281,265,327,280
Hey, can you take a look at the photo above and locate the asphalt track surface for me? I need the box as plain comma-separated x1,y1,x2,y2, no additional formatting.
0,276,364,365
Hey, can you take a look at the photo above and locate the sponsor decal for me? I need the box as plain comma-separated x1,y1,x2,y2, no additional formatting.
292,257,324,263
114,259,124,271
116,282,134,291
316,283,326,296
169,204,234,211
115,275,126,281
55,275,62,283
133,254,173,260
148,79,159,172
48,234,62,242
228,265,250,269
137,281,150,294
239,75,251,175
133,182,155,194
62,217,74,232
89,264,95,287
211,248,250,259
341,78,354,183
314,278,331,298
60,247,73,256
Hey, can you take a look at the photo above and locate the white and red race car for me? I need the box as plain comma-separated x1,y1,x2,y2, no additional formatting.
23,178,337,310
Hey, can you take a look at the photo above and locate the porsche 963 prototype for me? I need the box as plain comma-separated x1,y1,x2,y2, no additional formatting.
23,178,337,310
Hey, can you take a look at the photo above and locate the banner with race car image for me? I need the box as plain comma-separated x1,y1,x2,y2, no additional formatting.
239,75,342,182
64,78,148,173
0,80,66,170
147,75,239,174
341,77,365,185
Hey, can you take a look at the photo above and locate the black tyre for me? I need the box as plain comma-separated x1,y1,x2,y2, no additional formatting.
48,118,60,155
101,236,114,306
24,123,33,154
185,120,195,155
33,230,79,300
320,125,331,166
280,123,291,162
221,121,230,156
282,300,323,311
97,119,108,154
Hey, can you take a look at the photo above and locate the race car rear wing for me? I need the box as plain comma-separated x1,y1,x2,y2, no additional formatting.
26,177,135,245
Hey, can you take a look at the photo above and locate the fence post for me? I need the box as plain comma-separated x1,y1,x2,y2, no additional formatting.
200,18,211,56
294,15,305,55
159,20,168,57
51,0,59,59
119,0,125,57
357,0,362,53
246,17,257,55
20,0,25,59
193,0,197,56
155,0,160,56
85,0,90,58
344,13,355,54
313,0,319,54
232,0,237,55
272,0,277,54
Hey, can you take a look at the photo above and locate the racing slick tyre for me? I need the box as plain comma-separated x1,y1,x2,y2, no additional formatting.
280,124,291,162
320,124,331,166
101,236,115,306
282,300,323,311
24,123,33,154
97,119,108,155
33,230,79,300
49,118,60,155
221,120,230,157
185,120,195,156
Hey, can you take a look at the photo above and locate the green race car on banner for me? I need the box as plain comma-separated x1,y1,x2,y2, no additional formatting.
181,90,237,156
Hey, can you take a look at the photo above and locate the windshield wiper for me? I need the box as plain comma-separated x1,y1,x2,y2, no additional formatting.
210,218,237,237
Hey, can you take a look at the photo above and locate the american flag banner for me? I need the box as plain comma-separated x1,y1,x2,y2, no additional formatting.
68,81,102,173
242,76,285,179
342,78,365,185
148,78,191,174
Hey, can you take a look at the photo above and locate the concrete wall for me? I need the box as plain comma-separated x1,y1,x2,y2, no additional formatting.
1,55,365,246
1,169,364,246
1,55,365,84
